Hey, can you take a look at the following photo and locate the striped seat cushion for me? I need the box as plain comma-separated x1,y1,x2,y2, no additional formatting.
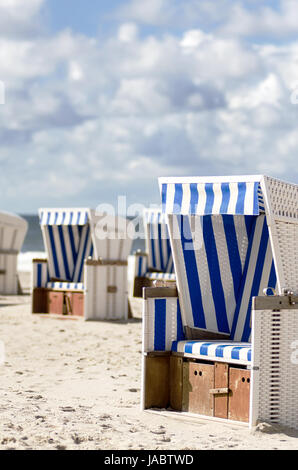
172,340,251,364
47,282,84,291
145,272,176,281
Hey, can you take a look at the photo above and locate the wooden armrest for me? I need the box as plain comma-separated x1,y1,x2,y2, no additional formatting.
184,326,231,341
143,286,178,300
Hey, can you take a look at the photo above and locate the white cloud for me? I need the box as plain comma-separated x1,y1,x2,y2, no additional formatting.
117,23,138,43
0,0,298,211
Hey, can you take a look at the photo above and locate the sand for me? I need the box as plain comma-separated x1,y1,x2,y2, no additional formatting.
0,272,297,450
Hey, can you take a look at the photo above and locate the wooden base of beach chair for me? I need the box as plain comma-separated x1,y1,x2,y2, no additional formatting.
65,292,84,316
32,287,48,314
171,356,251,423
144,353,171,409
32,288,85,317
144,354,251,423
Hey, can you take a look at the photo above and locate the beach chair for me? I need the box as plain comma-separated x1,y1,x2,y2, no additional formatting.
0,212,28,295
142,175,298,429
32,208,133,321
130,208,175,297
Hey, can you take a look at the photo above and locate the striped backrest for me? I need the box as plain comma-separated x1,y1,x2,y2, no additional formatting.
143,209,174,274
168,213,276,340
39,209,94,283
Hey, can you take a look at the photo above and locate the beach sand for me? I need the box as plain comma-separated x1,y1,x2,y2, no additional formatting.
0,272,297,450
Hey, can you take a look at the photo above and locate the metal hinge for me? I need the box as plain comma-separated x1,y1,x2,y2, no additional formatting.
282,288,298,306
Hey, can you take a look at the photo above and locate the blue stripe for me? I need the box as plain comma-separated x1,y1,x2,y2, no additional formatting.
220,183,230,213
236,182,246,215
222,215,243,300
215,344,230,358
157,223,164,271
203,216,229,333
138,256,143,276
179,216,206,328
184,341,196,354
150,223,156,268
37,264,42,288
268,260,277,294
204,183,214,214
76,226,91,283
254,182,260,215
199,342,213,356
154,299,166,351
174,184,183,214
68,226,77,274
58,226,71,281
171,341,178,352
231,347,242,360
161,184,167,214
189,183,199,214
48,226,60,278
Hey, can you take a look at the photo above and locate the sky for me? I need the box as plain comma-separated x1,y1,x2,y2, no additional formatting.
0,0,298,213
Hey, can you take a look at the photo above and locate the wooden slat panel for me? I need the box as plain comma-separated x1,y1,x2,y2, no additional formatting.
170,356,183,411
182,362,214,416
228,368,251,423
144,356,170,409
214,362,229,419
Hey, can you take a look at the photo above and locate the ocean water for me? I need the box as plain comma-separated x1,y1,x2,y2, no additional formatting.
18,214,145,272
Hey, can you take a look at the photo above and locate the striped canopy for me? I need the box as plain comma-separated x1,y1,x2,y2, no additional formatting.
39,208,93,283
143,208,174,274
39,208,133,284
40,209,89,226
160,175,265,216
159,176,277,343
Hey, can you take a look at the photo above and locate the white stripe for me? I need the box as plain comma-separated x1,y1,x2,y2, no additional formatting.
181,183,191,214
168,214,193,328
227,182,239,215
234,215,250,271
212,183,223,215
166,184,176,214
196,184,207,214
165,298,177,351
244,182,255,215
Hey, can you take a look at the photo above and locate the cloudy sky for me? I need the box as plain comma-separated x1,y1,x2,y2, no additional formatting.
0,0,298,213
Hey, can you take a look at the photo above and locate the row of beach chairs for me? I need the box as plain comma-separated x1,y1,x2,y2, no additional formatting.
2,173,298,431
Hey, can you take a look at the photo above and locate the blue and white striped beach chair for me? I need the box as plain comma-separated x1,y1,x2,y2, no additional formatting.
130,208,176,297
142,175,298,428
32,208,133,320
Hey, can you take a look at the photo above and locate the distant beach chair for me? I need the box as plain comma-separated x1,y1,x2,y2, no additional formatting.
0,212,28,295
142,175,298,429
32,208,133,320
129,208,176,297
